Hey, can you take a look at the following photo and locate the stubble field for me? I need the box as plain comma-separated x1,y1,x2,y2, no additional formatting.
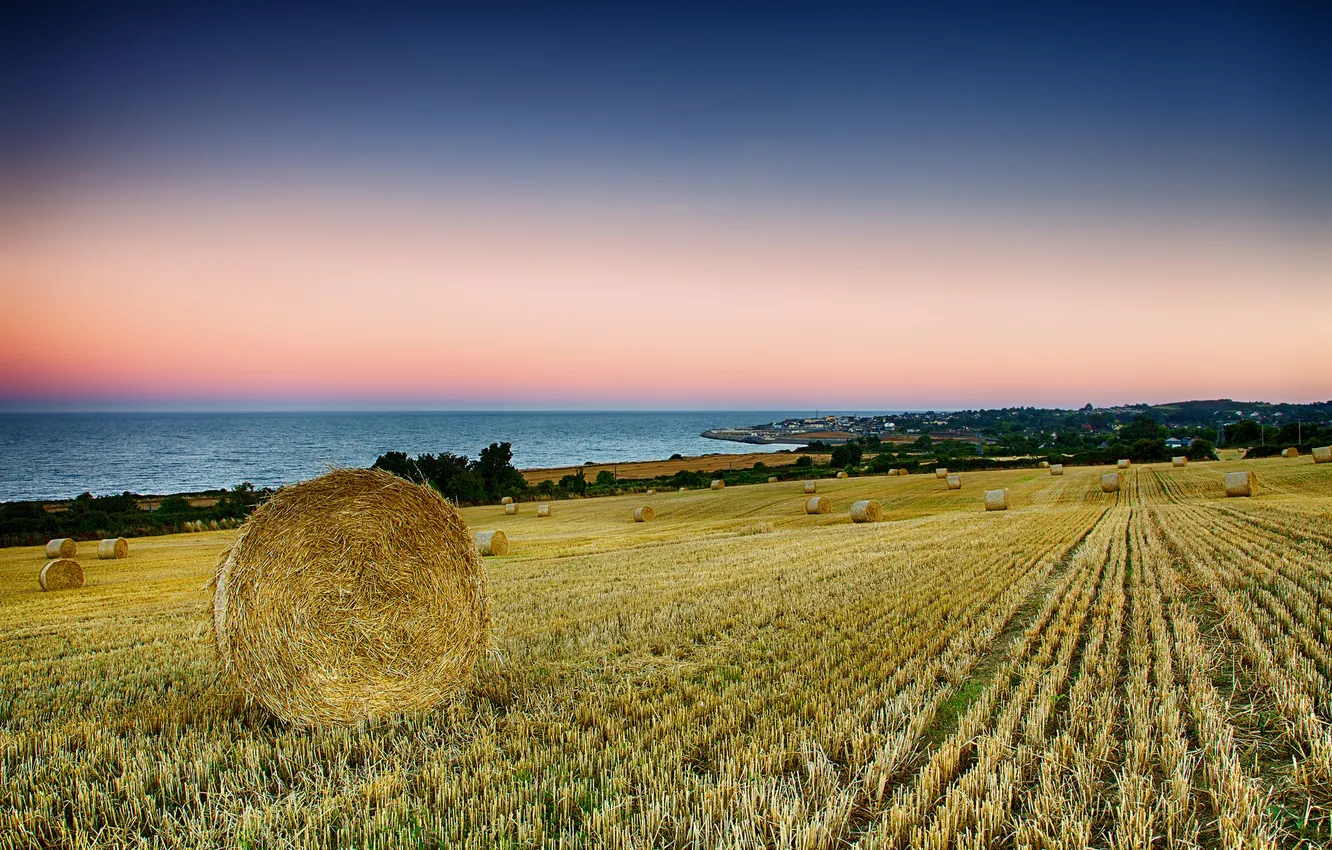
2,456,1330,848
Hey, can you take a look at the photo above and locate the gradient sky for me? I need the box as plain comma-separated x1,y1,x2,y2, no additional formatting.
2,3,1329,410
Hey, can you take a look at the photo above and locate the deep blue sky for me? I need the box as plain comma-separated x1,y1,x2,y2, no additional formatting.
3,3,1329,215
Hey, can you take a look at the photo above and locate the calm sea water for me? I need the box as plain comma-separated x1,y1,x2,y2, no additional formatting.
0,411,821,502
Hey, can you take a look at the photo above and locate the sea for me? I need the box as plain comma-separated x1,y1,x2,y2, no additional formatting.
0,411,827,502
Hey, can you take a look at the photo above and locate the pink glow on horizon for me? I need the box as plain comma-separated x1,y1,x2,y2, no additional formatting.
1,182,1329,408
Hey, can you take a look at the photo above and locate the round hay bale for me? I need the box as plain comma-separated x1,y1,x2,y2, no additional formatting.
1038,461,1050,468
897,468,908,476
500,496,513,505
475,530,508,556
1172,456,1187,467
1117,459,1130,469
803,481,817,494
45,538,77,559
850,499,881,523
946,473,961,490
768,476,778,483
536,504,550,518
679,486,688,492
646,489,656,496
504,503,518,515
984,489,1009,511
634,506,654,522
1225,470,1254,498
1281,447,1298,458
836,471,849,479
935,468,948,479
1050,464,1064,476
710,479,725,490
1312,445,1332,464
40,558,84,591
805,496,830,514
1101,472,1121,493
97,538,129,560
213,468,490,727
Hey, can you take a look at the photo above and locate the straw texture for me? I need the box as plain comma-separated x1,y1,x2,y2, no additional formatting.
97,538,129,559
40,559,84,591
1225,471,1254,498
45,538,76,559
984,490,1009,511
946,474,961,490
850,500,882,523
1101,473,1120,493
475,530,509,556
634,506,655,522
212,468,490,728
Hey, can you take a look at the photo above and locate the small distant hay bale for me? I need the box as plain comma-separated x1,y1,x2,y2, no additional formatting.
634,506,655,522
1225,471,1254,498
710,479,725,490
803,481,817,494
1101,472,1121,493
40,559,84,591
1313,446,1332,464
805,496,830,514
646,489,656,495
1050,464,1063,476
536,504,551,518
768,476,778,483
213,468,490,728
97,538,129,559
935,468,948,479
1117,459,1130,469
1172,456,1187,467
1038,461,1050,468
850,500,881,523
500,496,513,505
1281,447,1298,458
45,538,77,559
836,471,849,479
474,530,508,556
679,486,688,491
897,468,908,476
984,489,1009,511
504,503,518,515
946,474,961,490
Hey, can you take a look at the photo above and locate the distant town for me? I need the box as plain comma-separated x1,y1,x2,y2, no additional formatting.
703,399,1332,449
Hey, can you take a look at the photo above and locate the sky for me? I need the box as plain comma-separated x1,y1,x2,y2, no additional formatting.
1,3,1329,411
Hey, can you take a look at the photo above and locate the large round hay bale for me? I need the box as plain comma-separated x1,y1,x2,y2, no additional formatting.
45,538,76,559
1312,446,1331,464
97,538,129,560
849,499,881,523
935,468,948,479
1101,472,1120,493
768,476,778,483
1050,464,1063,476
946,473,961,490
213,468,490,727
504,503,518,515
1038,461,1050,469
474,530,508,556
836,471,849,479
803,481,817,494
710,479,725,490
1117,459,1130,469
1172,456,1187,467
634,506,654,522
1225,471,1254,498
536,504,550,518
805,496,830,514
984,489,1009,511
500,496,513,505
40,559,84,590
1281,447,1298,459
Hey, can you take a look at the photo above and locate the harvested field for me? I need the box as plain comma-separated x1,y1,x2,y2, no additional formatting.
521,451,831,485
2,457,1331,847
